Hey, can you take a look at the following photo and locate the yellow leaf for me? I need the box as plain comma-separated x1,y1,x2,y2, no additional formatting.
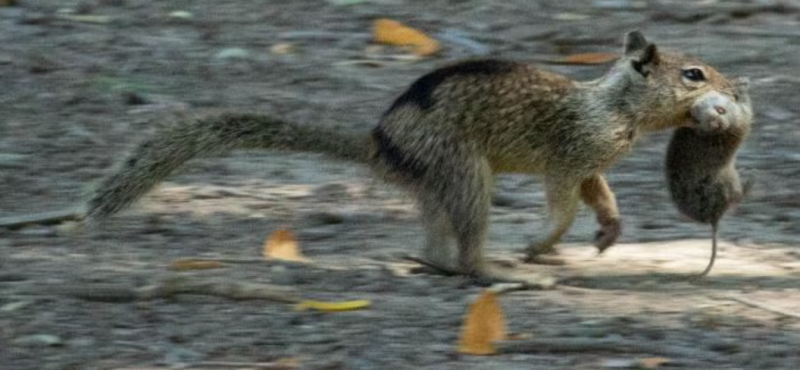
456,290,507,355
169,259,223,271
294,299,371,312
638,357,671,369
372,18,439,56
561,52,618,65
263,228,307,262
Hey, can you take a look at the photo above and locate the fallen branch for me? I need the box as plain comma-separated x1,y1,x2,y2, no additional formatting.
0,209,82,229
716,293,800,320
42,276,302,303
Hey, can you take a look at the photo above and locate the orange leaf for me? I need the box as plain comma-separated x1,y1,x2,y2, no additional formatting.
456,290,507,355
169,259,223,271
372,18,439,56
263,228,307,262
561,52,618,65
638,357,671,369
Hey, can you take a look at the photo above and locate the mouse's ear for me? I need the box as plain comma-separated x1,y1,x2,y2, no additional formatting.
624,31,660,77
733,77,751,93
732,77,753,114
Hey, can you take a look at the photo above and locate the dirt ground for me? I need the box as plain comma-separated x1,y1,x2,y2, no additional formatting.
2,0,800,369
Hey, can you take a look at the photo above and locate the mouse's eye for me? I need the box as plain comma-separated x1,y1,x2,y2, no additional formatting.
682,68,705,82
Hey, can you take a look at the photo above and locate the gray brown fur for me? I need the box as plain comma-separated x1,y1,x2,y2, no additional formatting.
85,31,736,285
86,114,369,220
665,78,753,279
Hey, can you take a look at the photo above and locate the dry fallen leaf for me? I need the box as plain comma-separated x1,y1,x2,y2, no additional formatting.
456,290,507,355
560,52,618,65
263,228,307,262
638,357,671,369
506,332,530,341
274,356,302,368
553,12,590,21
372,18,439,56
56,14,113,24
270,42,295,55
168,259,223,271
601,358,638,368
294,299,371,312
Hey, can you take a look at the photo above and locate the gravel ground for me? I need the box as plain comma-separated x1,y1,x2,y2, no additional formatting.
1,1,799,369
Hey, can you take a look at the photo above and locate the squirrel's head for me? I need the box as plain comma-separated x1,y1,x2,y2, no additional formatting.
612,31,738,131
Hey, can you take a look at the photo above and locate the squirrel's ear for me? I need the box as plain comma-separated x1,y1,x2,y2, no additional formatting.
624,31,660,77
624,31,648,54
630,44,659,78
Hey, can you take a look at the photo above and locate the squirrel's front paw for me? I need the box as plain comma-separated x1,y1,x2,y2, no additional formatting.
594,217,621,254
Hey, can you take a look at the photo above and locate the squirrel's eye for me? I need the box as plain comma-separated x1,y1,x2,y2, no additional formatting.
682,68,705,82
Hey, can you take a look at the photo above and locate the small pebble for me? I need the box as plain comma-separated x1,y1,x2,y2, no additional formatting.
14,334,63,347
168,10,193,20
67,336,96,348
214,47,250,61
1,301,32,312
0,153,27,168
122,91,148,105
163,346,203,366
18,226,57,237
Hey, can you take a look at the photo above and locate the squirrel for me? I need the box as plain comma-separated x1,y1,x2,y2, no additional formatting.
665,77,753,280
84,31,738,285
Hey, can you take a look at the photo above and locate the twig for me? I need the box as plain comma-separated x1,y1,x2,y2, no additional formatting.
206,187,277,202
556,285,602,294
402,255,556,289
716,293,800,320
0,209,82,229
708,3,799,15
174,257,269,264
711,27,800,39
495,337,711,361
189,360,298,369
402,255,460,276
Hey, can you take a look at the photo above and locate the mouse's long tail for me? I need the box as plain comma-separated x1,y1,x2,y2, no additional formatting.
694,223,719,280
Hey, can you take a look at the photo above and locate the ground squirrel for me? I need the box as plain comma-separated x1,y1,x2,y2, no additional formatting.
85,31,737,285
666,77,753,279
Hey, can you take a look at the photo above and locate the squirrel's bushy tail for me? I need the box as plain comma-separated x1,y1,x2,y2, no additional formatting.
85,113,372,220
